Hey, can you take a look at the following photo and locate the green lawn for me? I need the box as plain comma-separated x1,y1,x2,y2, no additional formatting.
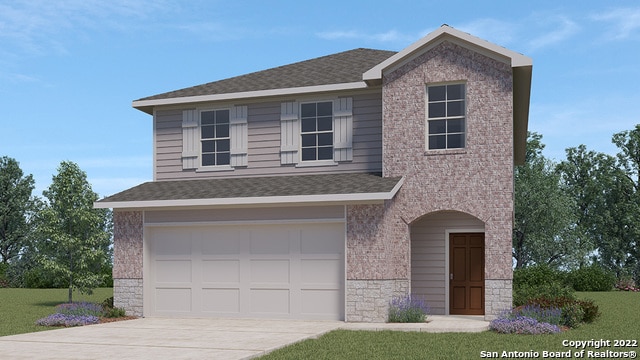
260,292,640,360
0,288,113,337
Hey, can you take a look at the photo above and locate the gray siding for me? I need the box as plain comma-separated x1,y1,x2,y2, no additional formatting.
144,206,345,224
410,211,484,315
153,92,383,181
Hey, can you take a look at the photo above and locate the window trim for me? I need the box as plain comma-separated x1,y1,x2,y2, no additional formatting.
425,82,467,151
199,108,232,169
298,100,338,165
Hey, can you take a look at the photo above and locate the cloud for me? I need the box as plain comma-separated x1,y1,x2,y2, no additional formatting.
455,19,517,47
0,0,174,56
591,7,640,40
175,22,252,42
316,29,423,45
527,15,580,50
316,15,579,53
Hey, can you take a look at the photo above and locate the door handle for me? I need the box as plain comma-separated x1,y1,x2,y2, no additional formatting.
450,273,454,280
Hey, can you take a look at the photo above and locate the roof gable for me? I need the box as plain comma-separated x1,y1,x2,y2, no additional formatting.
363,24,532,83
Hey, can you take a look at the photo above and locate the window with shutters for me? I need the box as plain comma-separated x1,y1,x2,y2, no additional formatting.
301,101,334,162
280,98,352,166
201,109,231,166
181,106,247,171
426,83,466,150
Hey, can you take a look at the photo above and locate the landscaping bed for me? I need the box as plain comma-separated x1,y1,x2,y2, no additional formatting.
258,292,639,360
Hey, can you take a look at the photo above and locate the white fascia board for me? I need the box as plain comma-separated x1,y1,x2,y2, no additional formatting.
94,177,405,210
133,81,368,110
363,25,532,81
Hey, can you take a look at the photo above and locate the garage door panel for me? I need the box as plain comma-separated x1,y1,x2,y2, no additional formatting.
152,229,192,255
250,228,290,254
301,290,340,315
250,259,290,284
148,222,344,320
155,260,192,283
300,225,344,254
202,260,240,283
201,228,243,255
155,288,191,312
251,289,290,314
301,259,341,286
202,288,240,313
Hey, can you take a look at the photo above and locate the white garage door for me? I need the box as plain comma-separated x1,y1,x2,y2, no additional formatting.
146,222,344,320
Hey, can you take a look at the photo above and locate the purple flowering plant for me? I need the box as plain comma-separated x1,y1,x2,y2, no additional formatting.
36,301,104,327
512,304,563,326
36,313,100,327
490,315,561,334
55,302,104,317
490,305,564,334
388,294,430,323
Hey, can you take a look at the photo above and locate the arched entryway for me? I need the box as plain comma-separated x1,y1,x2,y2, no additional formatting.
410,211,485,315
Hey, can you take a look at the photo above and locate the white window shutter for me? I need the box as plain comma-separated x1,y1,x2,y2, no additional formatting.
280,101,299,164
182,109,199,169
230,105,248,167
333,97,353,162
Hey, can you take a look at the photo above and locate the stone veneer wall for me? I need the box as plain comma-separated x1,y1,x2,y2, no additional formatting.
346,279,409,322
112,211,144,316
485,279,513,319
378,40,514,320
346,203,410,322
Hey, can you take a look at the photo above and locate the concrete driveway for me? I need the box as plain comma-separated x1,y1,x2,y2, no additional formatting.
0,318,343,360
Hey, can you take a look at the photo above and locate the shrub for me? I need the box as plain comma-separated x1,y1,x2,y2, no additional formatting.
512,304,563,326
513,265,574,306
513,282,575,307
489,315,561,334
567,265,615,291
561,302,585,328
615,278,640,292
36,313,99,327
525,296,600,328
388,295,429,323
514,264,565,287
36,300,130,328
576,299,600,323
103,307,127,318
0,263,9,288
102,296,114,309
56,302,104,317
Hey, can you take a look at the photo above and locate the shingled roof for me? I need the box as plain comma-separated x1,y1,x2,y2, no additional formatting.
95,173,404,208
137,48,396,102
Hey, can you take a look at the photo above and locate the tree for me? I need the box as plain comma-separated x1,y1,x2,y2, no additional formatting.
36,161,112,302
559,133,639,281
0,156,36,264
513,133,582,269
611,125,640,282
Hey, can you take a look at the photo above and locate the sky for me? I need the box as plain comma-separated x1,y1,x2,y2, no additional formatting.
1,0,639,199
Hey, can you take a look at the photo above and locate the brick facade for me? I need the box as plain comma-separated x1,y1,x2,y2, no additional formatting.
345,40,514,321
112,211,144,316
382,40,514,319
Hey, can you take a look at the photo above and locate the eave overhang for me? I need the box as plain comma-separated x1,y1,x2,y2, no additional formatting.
132,81,369,115
94,173,404,210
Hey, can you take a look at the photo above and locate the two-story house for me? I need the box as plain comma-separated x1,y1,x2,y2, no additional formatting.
96,25,532,322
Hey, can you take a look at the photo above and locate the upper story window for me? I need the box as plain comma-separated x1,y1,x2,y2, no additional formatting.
301,101,333,161
427,84,466,150
201,109,230,166
280,98,352,166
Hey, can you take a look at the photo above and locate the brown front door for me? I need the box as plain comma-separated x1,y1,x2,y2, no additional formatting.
449,233,484,315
